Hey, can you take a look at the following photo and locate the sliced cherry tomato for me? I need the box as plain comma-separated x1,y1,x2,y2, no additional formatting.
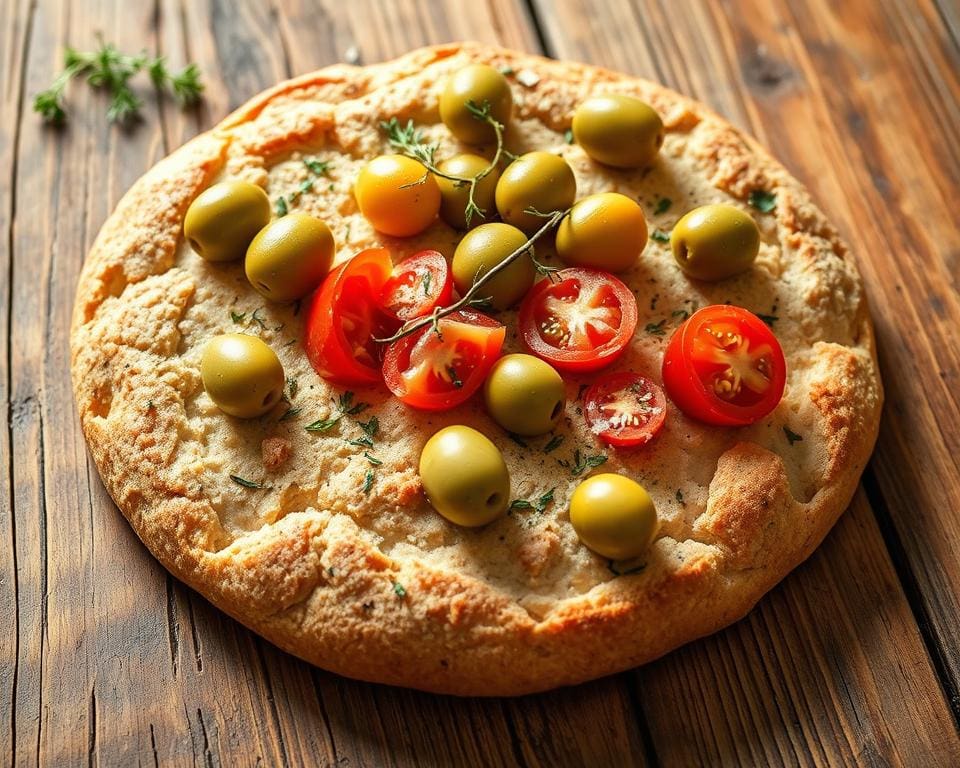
662,305,786,426
378,250,453,321
518,268,638,372
382,310,505,411
584,372,667,448
303,248,399,386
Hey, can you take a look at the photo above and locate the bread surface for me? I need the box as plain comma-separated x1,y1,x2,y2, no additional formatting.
71,43,882,695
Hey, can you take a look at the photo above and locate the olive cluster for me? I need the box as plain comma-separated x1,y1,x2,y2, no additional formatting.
184,180,337,418
182,60,768,564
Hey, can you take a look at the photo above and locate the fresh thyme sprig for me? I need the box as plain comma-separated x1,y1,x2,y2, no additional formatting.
34,39,203,124
381,100,506,227
373,207,569,345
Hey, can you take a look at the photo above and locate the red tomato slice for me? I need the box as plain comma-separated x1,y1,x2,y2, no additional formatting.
303,249,399,386
518,268,638,372
584,372,667,448
382,310,505,411
378,250,453,321
662,305,786,426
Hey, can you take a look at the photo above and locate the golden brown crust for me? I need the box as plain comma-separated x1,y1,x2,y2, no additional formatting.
71,43,882,695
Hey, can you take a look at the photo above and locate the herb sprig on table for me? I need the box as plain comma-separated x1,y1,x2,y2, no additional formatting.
34,39,203,124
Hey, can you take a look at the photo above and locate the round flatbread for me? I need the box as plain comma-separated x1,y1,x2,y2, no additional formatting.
71,43,882,695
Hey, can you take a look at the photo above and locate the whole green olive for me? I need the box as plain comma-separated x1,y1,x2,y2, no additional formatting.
670,203,760,281
436,154,501,229
495,152,577,232
184,180,272,262
201,334,285,419
439,64,513,145
245,212,335,302
483,354,566,436
556,192,648,272
569,474,659,560
419,425,511,527
572,95,664,169
451,223,535,310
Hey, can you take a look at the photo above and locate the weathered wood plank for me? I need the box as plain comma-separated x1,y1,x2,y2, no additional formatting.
536,0,960,763
8,0,960,765
0,0,36,764
9,0,645,765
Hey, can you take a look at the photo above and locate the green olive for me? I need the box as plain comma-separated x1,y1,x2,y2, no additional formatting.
452,223,535,310
184,180,271,262
556,192,648,272
495,152,577,232
670,204,760,281
439,65,513,145
419,425,511,527
201,334,285,419
245,213,335,302
483,354,566,436
572,95,664,169
436,154,501,229
569,474,659,560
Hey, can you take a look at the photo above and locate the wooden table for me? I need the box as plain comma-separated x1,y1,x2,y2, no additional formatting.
3,0,959,765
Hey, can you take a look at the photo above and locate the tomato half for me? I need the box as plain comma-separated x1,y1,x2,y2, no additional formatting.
382,310,505,411
662,305,786,426
518,268,638,373
378,250,453,321
303,249,398,386
584,372,667,448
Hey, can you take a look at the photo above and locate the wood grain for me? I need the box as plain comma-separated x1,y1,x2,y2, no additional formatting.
2,0,959,765
535,0,960,762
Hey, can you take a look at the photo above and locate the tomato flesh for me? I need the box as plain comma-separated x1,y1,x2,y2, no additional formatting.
379,249,453,321
303,249,398,386
584,372,667,448
382,310,505,410
662,305,786,426
519,268,638,372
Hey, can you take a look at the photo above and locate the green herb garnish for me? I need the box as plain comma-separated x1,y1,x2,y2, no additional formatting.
507,432,528,448
676,489,685,505
289,178,314,203
654,197,672,215
359,416,379,440
571,449,607,477
230,475,265,489
34,41,203,124
305,391,368,433
783,426,803,445
279,406,301,422
393,582,406,598
564,128,574,144
650,229,671,243
305,416,341,432
510,488,555,514
230,310,246,324
543,435,564,454
363,452,383,466
645,320,667,336
304,158,331,176
757,313,779,327
362,470,375,494
748,189,777,213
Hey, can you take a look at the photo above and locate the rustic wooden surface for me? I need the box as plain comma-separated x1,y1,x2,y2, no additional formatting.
2,0,959,765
